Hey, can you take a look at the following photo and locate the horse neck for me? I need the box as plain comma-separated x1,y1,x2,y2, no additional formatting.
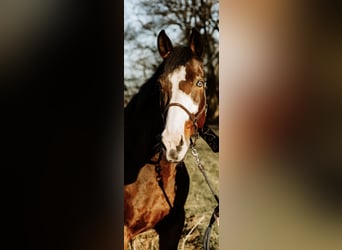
126,64,165,136
124,64,165,180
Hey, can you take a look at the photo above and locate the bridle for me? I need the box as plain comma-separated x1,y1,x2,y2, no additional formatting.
156,81,218,250
162,80,208,140
154,81,208,208
163,101,207,136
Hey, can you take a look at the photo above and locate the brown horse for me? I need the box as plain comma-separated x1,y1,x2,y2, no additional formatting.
124,29,207,249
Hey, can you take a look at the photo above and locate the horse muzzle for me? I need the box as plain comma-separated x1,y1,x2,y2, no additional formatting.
161,134,188,162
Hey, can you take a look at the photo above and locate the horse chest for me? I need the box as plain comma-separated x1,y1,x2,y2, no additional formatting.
124,161,177,236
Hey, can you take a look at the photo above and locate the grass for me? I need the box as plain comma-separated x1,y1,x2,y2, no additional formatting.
128,126,219,250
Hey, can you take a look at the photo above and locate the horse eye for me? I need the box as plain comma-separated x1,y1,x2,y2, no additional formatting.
196,81,204,87
196,81,207,88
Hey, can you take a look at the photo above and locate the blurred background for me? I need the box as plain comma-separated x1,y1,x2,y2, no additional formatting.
220,0,342,249
1,1,124,249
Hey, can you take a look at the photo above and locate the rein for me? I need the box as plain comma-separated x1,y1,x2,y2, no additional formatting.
190,143,219,250
152,101,207,210
153,101,207,210
154,150,173,209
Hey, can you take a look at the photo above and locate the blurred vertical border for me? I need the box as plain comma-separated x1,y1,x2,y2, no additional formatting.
220,1,342,249
1,0,124,249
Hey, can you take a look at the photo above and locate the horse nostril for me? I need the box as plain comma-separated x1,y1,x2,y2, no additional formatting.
169,149,178,160
179,136,184,146
176,137,183,152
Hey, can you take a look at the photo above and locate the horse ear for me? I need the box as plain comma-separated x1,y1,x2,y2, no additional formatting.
189,28,203,58
158,30,173,59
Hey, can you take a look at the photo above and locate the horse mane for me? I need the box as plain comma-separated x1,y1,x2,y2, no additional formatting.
124,63,165,184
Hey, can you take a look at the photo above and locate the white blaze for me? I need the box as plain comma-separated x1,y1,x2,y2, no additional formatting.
161,66,199,162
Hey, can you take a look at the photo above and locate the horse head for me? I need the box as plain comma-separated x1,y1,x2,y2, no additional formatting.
158,29,207,162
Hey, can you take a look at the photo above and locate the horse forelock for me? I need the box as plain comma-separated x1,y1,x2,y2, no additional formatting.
163,47,197,74
161,46,204,102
